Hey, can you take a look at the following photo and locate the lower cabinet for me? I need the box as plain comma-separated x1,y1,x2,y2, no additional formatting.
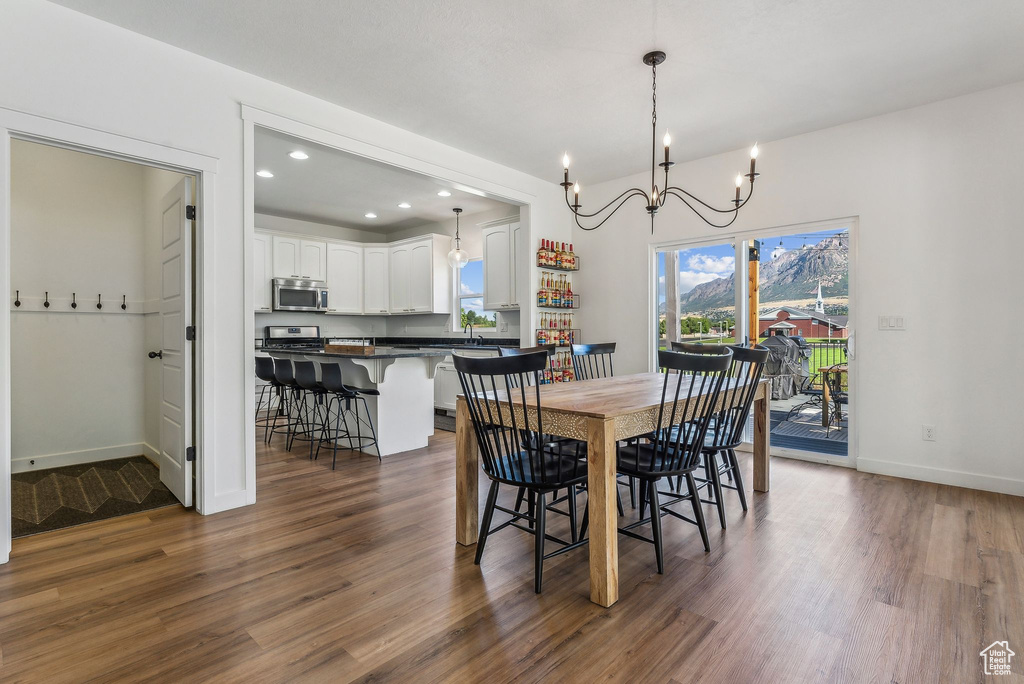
434,361,459,411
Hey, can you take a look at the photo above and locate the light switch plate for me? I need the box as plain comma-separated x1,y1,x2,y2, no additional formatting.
878,315,907,331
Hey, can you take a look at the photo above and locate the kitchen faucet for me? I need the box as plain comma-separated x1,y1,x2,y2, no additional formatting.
463,323,477,345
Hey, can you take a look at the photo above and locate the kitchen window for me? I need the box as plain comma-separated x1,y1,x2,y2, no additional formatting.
458,259,497,329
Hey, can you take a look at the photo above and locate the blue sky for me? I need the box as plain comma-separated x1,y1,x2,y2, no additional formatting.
459,259,488,315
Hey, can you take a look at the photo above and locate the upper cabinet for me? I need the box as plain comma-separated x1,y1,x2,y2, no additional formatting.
389,235,451,314
300,240,327,281
272,236,301,279
253,232,273,313
363,247,389,314
325,242,363,314
257,231,450,316
272,236,327,280
481,219,522,310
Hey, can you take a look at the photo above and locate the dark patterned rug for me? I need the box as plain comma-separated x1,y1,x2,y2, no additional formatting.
434,412,456,433
11,455,179,538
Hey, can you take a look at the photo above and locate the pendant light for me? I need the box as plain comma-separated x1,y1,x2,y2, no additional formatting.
447,207,469,269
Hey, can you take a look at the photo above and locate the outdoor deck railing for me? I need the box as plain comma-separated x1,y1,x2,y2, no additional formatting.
807,341,847,390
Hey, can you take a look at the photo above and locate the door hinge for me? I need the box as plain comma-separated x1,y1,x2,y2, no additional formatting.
185,205,196,220
186,446,196,462
185,325,196,341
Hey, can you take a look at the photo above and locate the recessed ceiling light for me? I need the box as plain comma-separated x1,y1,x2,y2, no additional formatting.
397,202,411,209
437,190,451,197
256,169,274,178
288,151,309,160
365,212,377,219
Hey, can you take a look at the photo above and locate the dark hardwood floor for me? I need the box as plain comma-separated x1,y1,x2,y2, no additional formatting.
1,431,1022,682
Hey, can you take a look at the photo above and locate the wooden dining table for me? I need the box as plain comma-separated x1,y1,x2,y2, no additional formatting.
454,372,771,608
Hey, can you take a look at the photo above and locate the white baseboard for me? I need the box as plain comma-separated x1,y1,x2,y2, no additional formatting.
857,458,1024,497
12,442,152,473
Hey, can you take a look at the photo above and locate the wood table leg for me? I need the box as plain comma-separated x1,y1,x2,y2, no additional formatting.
455,397,478,546
587,417,618,607
753,385,771,493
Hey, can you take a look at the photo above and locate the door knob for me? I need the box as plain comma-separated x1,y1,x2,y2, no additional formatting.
148,350,163,359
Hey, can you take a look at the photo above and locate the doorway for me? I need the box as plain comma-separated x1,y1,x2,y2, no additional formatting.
7,140,195,537
754,228,851,458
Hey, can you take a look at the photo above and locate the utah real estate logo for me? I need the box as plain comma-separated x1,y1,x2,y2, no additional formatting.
980,641,1015,676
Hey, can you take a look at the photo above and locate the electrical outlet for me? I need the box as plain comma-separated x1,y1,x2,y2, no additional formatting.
922,424,936,441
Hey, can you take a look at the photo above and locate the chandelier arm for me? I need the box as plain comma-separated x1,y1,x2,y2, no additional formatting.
663,190,742,229
572,190,651,231
664,182,755,214
564,186,650,219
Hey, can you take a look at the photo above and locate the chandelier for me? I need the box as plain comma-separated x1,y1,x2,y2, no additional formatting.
561,51,760,232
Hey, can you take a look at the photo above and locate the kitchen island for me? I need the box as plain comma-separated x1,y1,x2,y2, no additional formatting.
267,348,449,457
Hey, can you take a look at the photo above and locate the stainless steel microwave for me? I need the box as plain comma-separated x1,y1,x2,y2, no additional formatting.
272,278,329,312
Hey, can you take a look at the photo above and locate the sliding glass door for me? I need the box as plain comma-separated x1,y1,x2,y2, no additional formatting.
753,228,851,458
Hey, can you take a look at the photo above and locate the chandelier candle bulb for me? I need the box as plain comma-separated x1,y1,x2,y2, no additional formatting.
562,152,570,185
663,132,671,164
573,182,580,207
735,173,743,202
749,143,759,178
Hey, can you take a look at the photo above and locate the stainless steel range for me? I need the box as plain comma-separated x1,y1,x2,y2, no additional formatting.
263,326,324,351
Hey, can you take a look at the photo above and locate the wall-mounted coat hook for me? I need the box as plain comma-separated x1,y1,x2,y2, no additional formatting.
71,293,77,309
96,294,102,310
15,290,21,307
44,292,50,308
121,295,127,311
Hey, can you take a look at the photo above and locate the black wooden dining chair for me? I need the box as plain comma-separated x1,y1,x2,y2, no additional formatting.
612,348,731,572
571,343,616,381
453,351,588,593
670,342,768,528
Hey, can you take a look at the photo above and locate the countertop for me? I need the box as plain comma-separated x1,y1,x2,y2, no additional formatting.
265,348,450,360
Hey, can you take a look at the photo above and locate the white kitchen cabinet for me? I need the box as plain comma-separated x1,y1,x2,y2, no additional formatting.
482,224,512,309
253,232,273,313
389,244,412,312
389,235,451,314
300,240,327,281
272,236,326,280
363,246,390,314
408,241,433,312
434,361,458,411
325,242,363,314
510,221,524,307
272,235,301,278
481,219,522,310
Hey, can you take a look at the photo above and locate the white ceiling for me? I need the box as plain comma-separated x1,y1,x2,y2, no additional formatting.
49,0,1024,183
254,127,514,230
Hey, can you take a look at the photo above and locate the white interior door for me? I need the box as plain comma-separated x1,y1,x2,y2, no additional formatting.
158,178,193,506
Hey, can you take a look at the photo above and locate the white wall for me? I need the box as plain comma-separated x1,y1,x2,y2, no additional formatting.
10,140,150,471
0,0,568,529
575,80,1024,495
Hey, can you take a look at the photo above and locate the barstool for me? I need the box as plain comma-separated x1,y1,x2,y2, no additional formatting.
317,363,381,467
255,356,285,444
271,358,306,450
292,361,329,459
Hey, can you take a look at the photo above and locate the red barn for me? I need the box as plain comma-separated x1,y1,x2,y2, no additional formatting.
758,306,847,339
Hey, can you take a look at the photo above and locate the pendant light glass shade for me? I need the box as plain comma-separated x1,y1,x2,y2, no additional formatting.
447,243,469,269
447,207,468,269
